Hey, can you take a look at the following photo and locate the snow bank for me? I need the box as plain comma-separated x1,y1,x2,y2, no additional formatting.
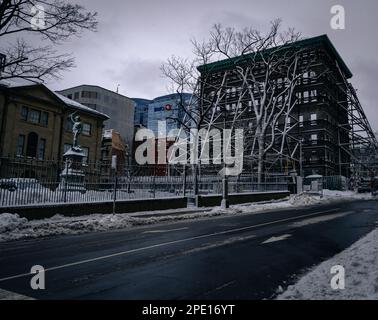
0,213,28,234
0,209,228,242
277,227,378,300
322,189,372,200
210,189,370,216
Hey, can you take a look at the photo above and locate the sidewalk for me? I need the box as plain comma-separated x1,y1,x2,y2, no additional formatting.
277,226,378,300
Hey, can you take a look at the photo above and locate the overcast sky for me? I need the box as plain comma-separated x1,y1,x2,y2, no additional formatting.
48,0,378,131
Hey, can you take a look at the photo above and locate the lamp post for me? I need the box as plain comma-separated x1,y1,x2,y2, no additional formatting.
112,155,117,214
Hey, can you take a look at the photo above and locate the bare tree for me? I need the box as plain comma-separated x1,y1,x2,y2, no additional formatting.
0,0,97,82
162,19,314,189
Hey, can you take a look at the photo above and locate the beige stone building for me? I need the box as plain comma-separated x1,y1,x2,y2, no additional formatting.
0,79,109,164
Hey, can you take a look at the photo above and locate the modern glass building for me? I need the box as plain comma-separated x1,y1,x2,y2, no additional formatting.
132,98,152,128
147,93,192,137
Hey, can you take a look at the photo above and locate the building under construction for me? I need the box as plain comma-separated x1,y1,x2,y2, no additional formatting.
196,35,378,182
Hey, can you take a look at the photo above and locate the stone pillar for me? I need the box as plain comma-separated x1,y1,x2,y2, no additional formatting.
59,147,86,194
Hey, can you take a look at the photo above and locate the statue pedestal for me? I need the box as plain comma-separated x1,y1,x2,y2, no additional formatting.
58,147,86,193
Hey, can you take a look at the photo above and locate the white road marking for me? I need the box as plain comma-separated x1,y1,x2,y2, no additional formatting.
290,211,354,228
0,288,35,300
143,227,188,234
0,208,340,283
183,234,256,254
262,234,292,244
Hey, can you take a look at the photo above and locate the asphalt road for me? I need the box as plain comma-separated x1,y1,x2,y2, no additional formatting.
0,198,378,300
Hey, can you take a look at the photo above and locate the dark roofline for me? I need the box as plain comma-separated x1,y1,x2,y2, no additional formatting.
3,82,109,119
197,34,352,79
152,92,192,102
58,84,132,100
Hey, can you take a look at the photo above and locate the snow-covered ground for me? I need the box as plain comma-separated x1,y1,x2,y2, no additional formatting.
0,190,373,242
276,227,378,300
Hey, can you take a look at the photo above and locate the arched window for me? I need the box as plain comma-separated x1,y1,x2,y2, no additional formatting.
26,132,38,158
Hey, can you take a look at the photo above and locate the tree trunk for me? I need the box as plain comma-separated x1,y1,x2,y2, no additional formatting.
257,129,265,190
192,163,198,196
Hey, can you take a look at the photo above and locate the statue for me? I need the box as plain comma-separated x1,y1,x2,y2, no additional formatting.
70,112,82,149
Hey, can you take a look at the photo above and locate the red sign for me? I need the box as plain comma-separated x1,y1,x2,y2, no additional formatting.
165,104,172,111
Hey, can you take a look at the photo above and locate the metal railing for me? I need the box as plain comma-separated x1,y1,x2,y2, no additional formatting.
0,157,289,207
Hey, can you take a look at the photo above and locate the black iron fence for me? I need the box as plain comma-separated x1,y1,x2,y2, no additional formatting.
0,157,289,207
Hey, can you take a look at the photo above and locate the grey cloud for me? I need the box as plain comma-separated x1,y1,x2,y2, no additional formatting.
46,0,378,130
104,58,167,99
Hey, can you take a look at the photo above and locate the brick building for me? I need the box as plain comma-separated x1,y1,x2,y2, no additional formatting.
197,35,356,177
0,79,109,164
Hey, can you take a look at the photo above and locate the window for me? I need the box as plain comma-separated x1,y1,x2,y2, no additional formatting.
39,138,46,160
26,132,38,158
296,92,302,103
74,92,79,100
81,91,98,99
21,106,28,121
310,90,317,101
29,110,41,124
17,135,25,156
286,117,291,127
82,123,92,136
82,147,89,164
311,134,318,141
303,91,309,102
41,112,49,127
310,113,317,125
299,115,304,127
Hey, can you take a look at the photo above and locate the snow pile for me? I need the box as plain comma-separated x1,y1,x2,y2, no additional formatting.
322,189,372,201
277,227,378,300
0,213,28,234
0,213,133,242
287,190,372,207
211,198,293,216
0,209,227,242
289,193,322,206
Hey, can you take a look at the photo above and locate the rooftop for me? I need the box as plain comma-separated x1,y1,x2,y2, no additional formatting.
197,34,352,79
0,78,109,119
58,84,133,101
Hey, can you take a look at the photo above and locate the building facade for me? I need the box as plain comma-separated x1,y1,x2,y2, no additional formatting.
0,79,109,166
198,35,357,178
101,129,128,175
147,93,192,137
57,85,135,154
132,98,152,128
